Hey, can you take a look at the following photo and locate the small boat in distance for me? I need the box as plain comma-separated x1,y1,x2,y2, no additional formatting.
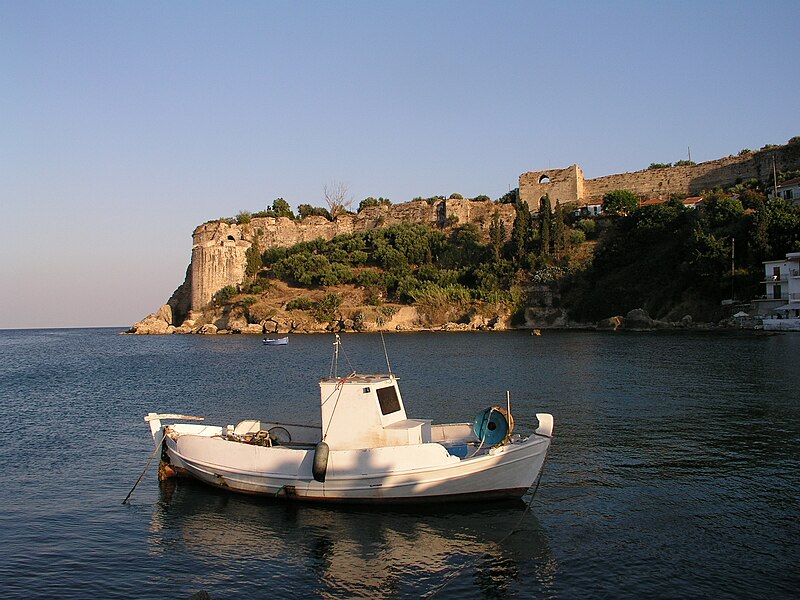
145,335,553,504
263,336,289,346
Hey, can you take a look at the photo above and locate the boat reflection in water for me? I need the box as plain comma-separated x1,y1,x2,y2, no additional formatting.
150,479,557,598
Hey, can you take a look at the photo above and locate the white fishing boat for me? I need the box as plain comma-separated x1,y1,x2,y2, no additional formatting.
145,337,553,504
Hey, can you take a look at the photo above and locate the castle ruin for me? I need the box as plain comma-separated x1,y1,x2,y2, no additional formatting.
162,198,515,325
141,141,800,330
519,144,800,209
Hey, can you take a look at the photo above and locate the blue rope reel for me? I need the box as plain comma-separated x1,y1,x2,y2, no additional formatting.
472,406,514,447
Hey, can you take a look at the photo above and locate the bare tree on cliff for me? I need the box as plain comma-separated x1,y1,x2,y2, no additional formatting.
324,181,354,220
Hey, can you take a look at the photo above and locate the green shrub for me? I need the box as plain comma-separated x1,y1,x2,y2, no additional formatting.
262,246,288,265
377,305,397,317
358,197,392,212
213,285,238,305
569,228,586,245
286,297,313,311
312,293,342,322
298,204,332,220
356,269,384,287
348,250,369,265
243,278,273,295
577,218,596,236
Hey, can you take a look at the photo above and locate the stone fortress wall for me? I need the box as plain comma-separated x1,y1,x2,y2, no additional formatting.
156,142,800,327
177,198,516,320
519,143,800,208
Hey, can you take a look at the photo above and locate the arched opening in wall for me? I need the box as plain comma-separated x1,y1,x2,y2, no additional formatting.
538,175,551,184
227,235,236,241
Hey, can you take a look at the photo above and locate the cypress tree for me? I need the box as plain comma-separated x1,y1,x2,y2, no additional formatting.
539,195,552,255
554,201,567,258
511,201,531,266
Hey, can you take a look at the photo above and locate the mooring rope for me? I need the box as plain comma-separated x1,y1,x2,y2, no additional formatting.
122,434,165,504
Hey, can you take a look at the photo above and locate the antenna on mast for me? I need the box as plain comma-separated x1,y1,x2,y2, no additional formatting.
329,334,340,378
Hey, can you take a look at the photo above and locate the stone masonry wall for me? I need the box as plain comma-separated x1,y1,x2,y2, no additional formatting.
519,165,585,207
519,143,800,208
184,198,515,318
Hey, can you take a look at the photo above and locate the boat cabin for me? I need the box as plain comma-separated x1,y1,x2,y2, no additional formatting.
319,374,432,450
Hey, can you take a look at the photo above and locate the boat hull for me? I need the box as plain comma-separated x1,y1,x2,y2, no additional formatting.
762,317,800,331
158,421,552,504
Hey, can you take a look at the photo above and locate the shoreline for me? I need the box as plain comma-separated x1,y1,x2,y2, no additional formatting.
122,320,770,336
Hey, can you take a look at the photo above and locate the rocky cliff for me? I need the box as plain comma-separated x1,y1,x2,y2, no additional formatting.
130,198,515,333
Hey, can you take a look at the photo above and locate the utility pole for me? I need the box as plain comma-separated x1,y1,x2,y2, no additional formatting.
688,146,691,163
773,155,778,198
731,237,735,300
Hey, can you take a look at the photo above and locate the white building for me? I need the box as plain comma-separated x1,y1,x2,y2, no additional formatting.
769,177,800,206
757,251,800,331
572,203,603,218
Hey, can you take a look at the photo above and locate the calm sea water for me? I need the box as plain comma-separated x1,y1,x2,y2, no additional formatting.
0,328,797,599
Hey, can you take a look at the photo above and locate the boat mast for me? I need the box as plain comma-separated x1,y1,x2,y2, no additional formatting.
380,331,393,377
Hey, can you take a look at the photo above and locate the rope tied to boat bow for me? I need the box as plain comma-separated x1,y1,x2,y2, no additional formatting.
122,433,166,504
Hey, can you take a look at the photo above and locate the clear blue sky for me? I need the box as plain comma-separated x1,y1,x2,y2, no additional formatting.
2,0,798,328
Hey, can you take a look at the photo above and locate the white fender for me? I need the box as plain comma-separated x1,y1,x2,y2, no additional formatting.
535,413,554,438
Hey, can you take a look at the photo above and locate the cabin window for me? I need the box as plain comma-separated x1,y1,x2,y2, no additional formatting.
377,386,401,415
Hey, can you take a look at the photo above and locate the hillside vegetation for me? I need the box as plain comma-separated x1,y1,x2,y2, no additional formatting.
210,181,800,330
566,191,800,322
